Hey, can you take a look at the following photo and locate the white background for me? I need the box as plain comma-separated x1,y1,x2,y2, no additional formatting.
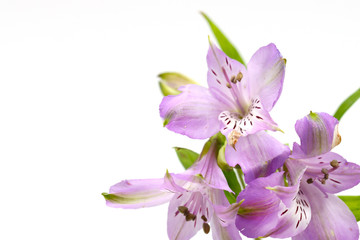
1,0,359,239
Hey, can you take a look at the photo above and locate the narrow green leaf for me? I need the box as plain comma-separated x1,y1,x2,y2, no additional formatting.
224,190,236,204
174,147,199,169
200,12,246,66
334,88,360,121
222,168,241,197
338,195,360,221
158,72,197,96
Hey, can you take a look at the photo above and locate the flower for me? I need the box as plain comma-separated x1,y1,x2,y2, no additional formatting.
160,42,285,143
234,112,360,239
160,42,289,181
286,112,360,239
103,136,241,240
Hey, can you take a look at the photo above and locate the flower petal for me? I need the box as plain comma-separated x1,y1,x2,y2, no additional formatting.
236,172,311,238
293,183,359,240
293,112,340,157
159,84,225,139
225,131,290,183
299,152,360,194
211,217,242,240
104,178,173,209
206,42,249,113
236,172,286,238
247,43,286,111
167,191,214,240
184,138,232,192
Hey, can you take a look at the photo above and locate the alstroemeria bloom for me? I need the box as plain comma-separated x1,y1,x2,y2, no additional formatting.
160,42,285,142
160,43,289,181
286,112,360,239
235,112,360,239
103,138,241,240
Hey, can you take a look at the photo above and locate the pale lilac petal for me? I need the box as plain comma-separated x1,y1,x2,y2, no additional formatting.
104,178,173,209
293,183,359,240
159,84,225,139
236,172,286,238
236,172,311,238
167,191,214,240
299,152,360,194
285,158,308,186
269,188,311,238
211,217,242,240
294,112,340,157
184,140,232,192
247,43,286,111
206,43,249,112
225,131,290,183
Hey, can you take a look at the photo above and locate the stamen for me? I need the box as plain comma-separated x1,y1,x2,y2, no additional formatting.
330,160,339,168
306,178,313,184
321,168,329,174
226,83,231,88
320,179,326,185
186,213,196,221
324,173,329,180
178,206,188,214
235,72,243,82
230,76,236,84
203,223,210,234
201,215,207,222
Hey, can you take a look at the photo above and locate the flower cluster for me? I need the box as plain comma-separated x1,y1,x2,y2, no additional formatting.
103,42,360,239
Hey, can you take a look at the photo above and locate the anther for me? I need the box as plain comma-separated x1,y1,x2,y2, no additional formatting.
226,83,232,88
235,72,243,82
306,178,313,184
230,76,237,84
320,179,326,185
178,206,188,214
321,168,328,175
186,213,196,221
203,222,210,234
324,173,329,180
330,160,339,168
201,215,207,222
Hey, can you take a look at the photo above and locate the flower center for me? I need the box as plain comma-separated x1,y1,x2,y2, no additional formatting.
175,192,212,234
218,98,264,147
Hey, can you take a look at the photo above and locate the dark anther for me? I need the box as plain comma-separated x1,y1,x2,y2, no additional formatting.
324,173,329,180
330,160,339,168
321,168,329,174
201,215,208,222
203,222,210,234
186,213,196,221
235,72,243,82
306,178,313,184
178,206,188,214
320,179,326,185
230,76,237,84
226,83,232,88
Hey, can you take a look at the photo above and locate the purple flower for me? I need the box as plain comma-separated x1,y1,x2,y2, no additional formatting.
160,43,289,181
235,112,360,239
287,112,360,239
103,138,241,240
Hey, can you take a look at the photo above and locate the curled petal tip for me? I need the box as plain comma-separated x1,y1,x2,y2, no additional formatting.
332,124,341,148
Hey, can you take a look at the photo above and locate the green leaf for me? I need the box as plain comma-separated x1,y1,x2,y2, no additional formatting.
174,147,199,169
334,88,360,121
338,195,360,221
222,168,241,197
158,72,197,96
200,12,246,66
